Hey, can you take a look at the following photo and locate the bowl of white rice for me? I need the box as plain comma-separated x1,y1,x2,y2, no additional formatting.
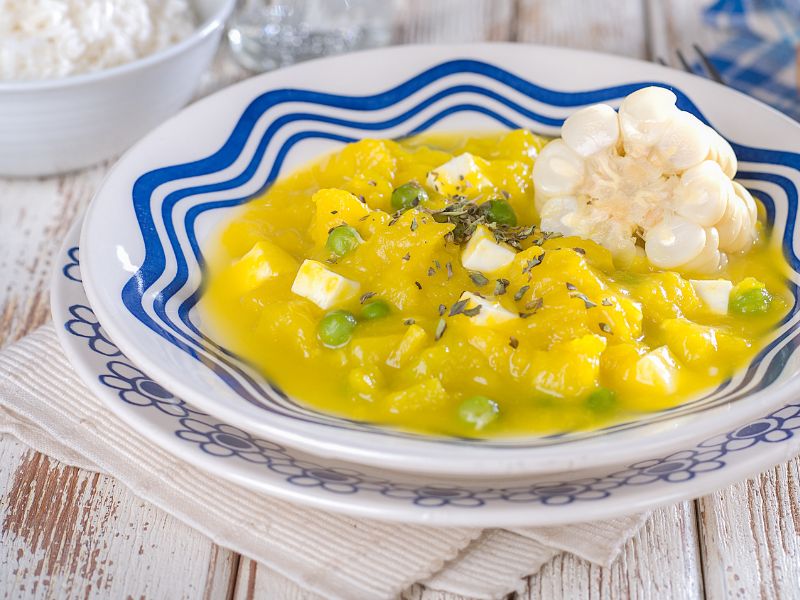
0,0,236,176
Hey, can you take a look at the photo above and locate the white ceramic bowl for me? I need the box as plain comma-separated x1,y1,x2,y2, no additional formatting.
79,44,800,478
0,0,235,177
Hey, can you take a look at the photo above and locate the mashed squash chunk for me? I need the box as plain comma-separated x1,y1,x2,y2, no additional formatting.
201,131,790,438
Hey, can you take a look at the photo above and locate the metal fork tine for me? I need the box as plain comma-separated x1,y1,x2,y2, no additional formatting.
656,56,668,66
693,43,725,85
675,48,694,74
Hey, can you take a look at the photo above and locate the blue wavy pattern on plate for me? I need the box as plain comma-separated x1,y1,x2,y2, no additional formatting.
116,58,800,448
62,246,800,507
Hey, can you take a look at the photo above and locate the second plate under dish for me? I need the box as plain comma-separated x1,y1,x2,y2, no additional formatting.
53,220,800,526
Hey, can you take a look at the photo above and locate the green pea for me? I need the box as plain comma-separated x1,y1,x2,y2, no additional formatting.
482,199,517,226
585,387,617,413
458,395,499,430
361,299,391,320
326,225,361,257
317,310,357,348
391,182,428,211
730,286,772,315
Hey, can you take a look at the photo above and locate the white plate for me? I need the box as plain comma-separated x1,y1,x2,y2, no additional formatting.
54,220,800,526
79,43,800,477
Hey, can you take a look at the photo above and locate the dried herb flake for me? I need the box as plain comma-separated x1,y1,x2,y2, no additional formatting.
449,299,468,317
514,285,530,301
522,254,543,274
463,305,482,317
526,297,544,312
494,278,510,296
469,272,489,287
570,293,597,309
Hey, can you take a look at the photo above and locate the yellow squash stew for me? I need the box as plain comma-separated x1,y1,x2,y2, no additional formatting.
201,130,789,438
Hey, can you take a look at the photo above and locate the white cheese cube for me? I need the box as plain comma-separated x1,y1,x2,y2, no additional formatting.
461,225,516,273
231,240,298,293
458,291,518,326
690,279,733,315
635,346,678,394
427,152,491,196
291,259,360,310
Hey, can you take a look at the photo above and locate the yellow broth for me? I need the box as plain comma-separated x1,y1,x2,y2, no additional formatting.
200,131,790,437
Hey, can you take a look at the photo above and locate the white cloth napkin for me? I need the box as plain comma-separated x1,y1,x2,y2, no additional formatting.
0,325,648,599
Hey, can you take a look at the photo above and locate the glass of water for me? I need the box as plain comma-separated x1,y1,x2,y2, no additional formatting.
227,0,397,72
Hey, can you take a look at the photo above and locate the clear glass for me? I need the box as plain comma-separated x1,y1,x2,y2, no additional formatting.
227,0,397,72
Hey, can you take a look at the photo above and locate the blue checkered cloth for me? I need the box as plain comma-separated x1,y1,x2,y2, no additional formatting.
701,0,800,120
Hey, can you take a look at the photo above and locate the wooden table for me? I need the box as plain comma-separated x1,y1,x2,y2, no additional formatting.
1,1,798,597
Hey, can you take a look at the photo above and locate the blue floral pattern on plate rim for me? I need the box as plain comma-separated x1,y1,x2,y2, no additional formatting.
57,241,800,514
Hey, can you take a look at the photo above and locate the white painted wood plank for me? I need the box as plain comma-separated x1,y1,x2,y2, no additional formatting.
522,503,703,599
698,460,800,599
233,558,324,600
396,0,516,44
0,435,237,599
517,0,648,58
0,165,106,350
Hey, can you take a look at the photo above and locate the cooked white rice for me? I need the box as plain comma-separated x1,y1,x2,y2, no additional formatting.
0,0,197,81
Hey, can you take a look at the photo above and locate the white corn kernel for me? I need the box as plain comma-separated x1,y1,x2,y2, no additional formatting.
645,217,707,269
561,103,620,157
532,139,585,205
